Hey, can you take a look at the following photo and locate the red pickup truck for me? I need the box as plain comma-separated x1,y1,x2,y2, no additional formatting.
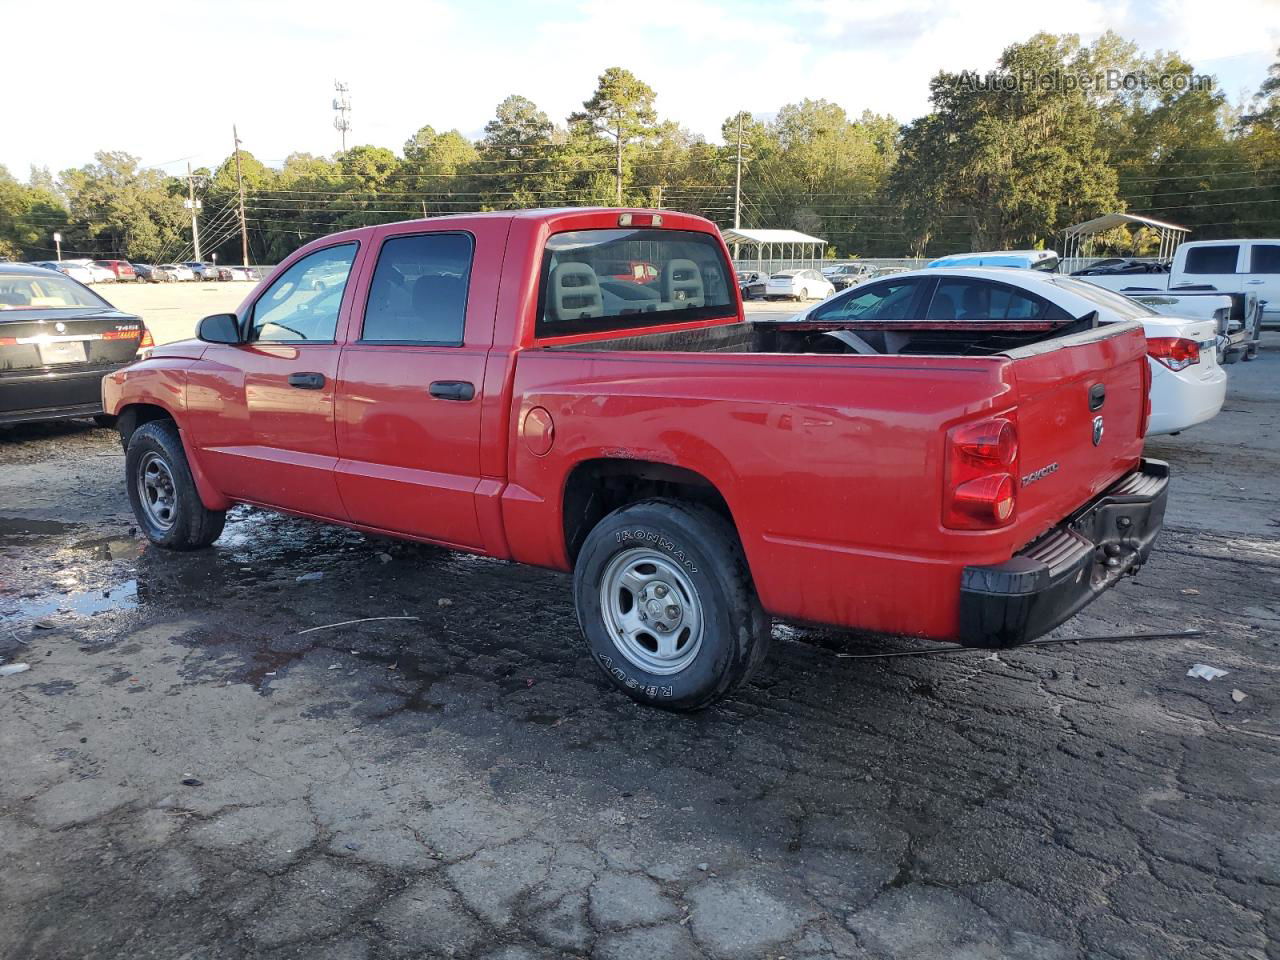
103,208,1168,709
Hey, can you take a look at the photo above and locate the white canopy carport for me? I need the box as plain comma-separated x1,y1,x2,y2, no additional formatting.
1062,213,1190,264
720,228,827,273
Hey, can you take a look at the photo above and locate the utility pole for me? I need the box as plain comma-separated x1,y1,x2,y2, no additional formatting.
233,125,250,268
614,115,623,207
185,162,203,261
734,112,744,230
333,81,352,153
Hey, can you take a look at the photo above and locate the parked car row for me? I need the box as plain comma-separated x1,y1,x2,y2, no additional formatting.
24,260,259,284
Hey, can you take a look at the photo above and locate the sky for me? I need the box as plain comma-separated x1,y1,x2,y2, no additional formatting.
2,0,1277,179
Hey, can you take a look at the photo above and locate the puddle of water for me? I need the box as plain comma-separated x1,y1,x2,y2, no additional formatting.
1,579,138,623
71,536,146,562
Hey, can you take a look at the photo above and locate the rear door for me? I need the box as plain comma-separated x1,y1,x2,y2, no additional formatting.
1002,324,1149,545
333,222,501,550
1247,242,1280,319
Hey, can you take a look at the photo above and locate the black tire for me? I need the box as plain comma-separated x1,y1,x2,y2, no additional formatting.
573,499,769,711
125,420,225,550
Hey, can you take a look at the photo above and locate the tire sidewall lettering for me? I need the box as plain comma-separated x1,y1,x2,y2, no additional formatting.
612,527,699,574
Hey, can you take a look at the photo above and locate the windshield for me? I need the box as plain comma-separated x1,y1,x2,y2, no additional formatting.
537,228,734,337
0,272,108,310
1047,277,1155,321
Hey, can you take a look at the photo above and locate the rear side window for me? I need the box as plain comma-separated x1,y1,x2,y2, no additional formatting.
926,279,1047,321
536,228,734,338
363,233,473,344
1250,244,1280,274
1183,245,1239,274
812,278,923,321
251,243,357,342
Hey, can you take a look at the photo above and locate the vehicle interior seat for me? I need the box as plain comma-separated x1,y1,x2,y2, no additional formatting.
961,286,989,319
662,259,704,307
410,274,468,341
928,293,957,320
548,262,604,321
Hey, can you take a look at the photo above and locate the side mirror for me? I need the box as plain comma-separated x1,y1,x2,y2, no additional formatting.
197,313,242,344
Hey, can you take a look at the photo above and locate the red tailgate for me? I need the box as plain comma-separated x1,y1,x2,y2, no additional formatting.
1002,323,1148,547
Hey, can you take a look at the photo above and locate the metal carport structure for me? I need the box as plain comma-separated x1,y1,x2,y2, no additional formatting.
1061,213,1190,268
720,228,827,273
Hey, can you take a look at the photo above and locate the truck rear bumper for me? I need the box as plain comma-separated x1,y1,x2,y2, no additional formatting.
958,459,1170,648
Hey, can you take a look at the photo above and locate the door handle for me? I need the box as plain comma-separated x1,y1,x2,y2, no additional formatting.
287,372,326,390
1246,279,1264,284
1088,382,1106,411
429,380,475,401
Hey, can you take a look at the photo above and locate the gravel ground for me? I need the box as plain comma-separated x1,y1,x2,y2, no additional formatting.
0,335,1276,960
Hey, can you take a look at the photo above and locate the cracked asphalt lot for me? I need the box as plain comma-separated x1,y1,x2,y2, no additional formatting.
2,338,1278,960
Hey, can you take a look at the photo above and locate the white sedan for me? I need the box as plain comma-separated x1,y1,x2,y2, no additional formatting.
788,267,1225,437
158,263,197,282
29,261,95,285
764,269,835,302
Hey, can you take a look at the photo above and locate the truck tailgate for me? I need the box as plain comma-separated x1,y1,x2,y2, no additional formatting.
1003,322,1148,547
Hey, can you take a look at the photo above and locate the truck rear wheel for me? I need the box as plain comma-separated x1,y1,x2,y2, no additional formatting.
125,420,226,550
573,499,769,710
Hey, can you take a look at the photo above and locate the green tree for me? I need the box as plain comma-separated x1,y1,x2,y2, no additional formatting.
892,34,1120,254
57,152,186,261
570,68,660,204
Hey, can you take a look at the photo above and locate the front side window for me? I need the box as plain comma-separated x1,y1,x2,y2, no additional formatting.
812,278,924,322
250,243,357,342
1250,244,1280,274
362,233,473,344
1183,245,1239,275
536,228,734,337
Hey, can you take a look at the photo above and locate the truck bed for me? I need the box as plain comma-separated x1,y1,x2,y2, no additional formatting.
546,317,1095,358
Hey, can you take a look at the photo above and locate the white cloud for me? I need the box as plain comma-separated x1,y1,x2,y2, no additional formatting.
2,0,1276,178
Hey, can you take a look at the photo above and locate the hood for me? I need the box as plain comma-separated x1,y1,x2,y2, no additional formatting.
149,338,208,360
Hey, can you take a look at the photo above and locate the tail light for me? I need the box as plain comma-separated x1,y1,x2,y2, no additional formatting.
138,326,155,354
1139,354,1152,437
944,415,1018,529
1147,337,1200,371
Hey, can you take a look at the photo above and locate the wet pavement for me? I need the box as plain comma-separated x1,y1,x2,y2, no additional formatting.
1,340,1278,960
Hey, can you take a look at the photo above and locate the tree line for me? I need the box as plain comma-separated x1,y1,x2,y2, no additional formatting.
2,32,1277,266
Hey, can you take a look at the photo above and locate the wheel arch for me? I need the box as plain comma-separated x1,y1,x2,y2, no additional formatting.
561,457,738,566
116,402,177,449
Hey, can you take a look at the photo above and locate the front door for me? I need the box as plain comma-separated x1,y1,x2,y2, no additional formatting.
186,242,359,519
334,224,498,549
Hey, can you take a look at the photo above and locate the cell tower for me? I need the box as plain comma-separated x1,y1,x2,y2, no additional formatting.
332,80,352,152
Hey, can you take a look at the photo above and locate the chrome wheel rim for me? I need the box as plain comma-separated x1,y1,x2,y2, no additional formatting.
137,452,177,530
599,548,704,676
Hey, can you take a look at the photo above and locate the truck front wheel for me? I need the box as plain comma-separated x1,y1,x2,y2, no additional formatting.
125,420,226,550
573,499,769,710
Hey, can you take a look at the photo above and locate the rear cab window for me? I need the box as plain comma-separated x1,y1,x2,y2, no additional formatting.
1249,244,1280,274
536,228,735,338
